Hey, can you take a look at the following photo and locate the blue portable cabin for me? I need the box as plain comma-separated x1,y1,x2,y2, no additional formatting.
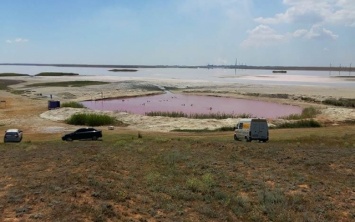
48,100,60,110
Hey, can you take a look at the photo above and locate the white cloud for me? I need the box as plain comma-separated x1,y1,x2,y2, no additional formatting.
292,29,308,38
255,6,325,25
6,38,29,44
318,27,339,40
255,0,355,26
242,23,338,48
329,7,355,27
241,25,287,48
247,0,347,48
293,25,338,40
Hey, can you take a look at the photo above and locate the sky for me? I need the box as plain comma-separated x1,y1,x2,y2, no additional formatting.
1,0,354,66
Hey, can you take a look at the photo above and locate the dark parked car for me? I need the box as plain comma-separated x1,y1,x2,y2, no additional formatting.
62,128,102,141
4,129,23,143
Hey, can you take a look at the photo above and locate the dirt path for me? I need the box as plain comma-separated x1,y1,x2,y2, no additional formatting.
0,91,70,134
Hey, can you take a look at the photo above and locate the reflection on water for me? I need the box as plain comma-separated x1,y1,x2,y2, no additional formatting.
82,92,302,119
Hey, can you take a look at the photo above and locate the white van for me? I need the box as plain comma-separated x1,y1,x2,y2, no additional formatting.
234,118,269,142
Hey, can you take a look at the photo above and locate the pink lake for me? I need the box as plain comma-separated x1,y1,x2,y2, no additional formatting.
81,92,302,119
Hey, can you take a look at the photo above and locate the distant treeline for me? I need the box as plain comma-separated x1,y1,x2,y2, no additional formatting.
0,72,79,76
0,73,29,76
109,69,138,72
35,72,79,76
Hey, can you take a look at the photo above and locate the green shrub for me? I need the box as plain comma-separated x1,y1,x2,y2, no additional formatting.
277,119,321,128
189,112,236,119
284,107,321,120
186,174,215,194
146,111,187,118
65,113,116,126
186,178,204,192
323,98,355,108
145,172,161,186
301,107,321,118
61,101,85,108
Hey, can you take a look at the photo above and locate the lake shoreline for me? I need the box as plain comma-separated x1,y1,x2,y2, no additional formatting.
1,74,354,133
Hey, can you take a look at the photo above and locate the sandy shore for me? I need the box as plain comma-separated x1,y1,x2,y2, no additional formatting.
1,75,354,133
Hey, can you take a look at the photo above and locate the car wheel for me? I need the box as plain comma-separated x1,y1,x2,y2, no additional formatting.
245,137,251,142
66,137,73,141
234,134,238,141
92,136,98,140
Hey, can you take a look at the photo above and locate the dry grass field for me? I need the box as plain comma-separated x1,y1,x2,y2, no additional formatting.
0,77,354,221
1,127,354,221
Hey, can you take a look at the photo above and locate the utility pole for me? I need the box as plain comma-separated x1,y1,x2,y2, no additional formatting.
339,64,341,76
350,63,352,76
234,58,237,75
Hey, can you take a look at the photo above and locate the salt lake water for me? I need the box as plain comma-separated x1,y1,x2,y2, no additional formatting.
81,91,302,119
1,65,354,88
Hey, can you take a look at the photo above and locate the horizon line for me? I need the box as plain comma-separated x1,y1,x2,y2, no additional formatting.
0,62,354,71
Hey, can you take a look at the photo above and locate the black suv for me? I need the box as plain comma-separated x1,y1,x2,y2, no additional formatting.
62,128,102,141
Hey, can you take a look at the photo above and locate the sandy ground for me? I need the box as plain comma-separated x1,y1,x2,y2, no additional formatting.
1,75,355,134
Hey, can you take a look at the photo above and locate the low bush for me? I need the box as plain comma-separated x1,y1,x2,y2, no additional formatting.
61,101,85,108
65,113,116,126
277,119,321,128
186,173,215,193
323,98,355,107
147,111,187,118
284,107,320,120
189,112,238,119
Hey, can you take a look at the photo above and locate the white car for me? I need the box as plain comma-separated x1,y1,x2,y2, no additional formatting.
4,129,23,143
